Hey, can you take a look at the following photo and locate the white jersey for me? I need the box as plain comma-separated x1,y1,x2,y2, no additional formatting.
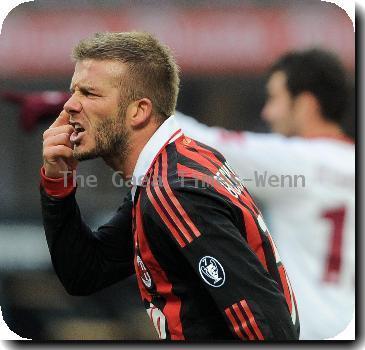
176,112,355,340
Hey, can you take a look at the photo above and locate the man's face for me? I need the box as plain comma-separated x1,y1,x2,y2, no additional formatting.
261,71,297,136
64,59,130,161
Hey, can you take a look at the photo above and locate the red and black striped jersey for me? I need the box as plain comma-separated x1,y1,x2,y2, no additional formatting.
130,116,300,340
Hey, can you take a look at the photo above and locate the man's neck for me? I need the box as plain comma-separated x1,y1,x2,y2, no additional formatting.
299,118,345,139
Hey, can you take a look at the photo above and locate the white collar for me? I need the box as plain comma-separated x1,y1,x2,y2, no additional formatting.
131,115,182,200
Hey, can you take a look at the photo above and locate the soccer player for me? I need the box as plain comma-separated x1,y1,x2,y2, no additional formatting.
40,32,299,340
175,49,355,340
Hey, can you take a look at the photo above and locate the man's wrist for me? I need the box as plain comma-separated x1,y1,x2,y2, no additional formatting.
40,166,76,198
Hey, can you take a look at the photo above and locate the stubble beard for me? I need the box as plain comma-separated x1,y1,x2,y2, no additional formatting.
72,104,130,165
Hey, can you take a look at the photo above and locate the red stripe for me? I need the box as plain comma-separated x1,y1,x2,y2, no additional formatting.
135,195,185,340
225,307,245,340
241,300,264,340
277,265,292,314
265,234,293,314
189,138,223,168
152,158,194,244
240,207,268,270
146,174,186,248
157,314,161,339
177,138,259,216
189,139,258,213
175,140,219,174
232,303,255,340
161,149,201,240
177,164,268,270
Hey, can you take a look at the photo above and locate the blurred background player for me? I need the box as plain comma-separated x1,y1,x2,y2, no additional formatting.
175,49,355,340
0,0,354,341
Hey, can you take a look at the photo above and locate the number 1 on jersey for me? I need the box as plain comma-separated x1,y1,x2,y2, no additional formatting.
322,206,346,283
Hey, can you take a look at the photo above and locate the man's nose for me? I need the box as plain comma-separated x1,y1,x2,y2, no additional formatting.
63,94,82,115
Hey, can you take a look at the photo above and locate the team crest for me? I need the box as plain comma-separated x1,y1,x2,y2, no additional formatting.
199,256,225,287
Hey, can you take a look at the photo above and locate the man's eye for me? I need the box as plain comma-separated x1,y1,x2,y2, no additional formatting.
85,91,97,97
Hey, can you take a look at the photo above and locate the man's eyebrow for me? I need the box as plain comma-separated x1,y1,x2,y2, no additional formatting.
69,84,99,93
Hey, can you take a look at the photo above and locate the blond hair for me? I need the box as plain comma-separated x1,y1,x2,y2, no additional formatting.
72,31,180,119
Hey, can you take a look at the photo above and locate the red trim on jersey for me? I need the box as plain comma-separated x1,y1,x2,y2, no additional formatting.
189,138,224,167
40,166,76,198
133,201,152,305
152,158,194,244
225,307,246,340
177,139,259,215
240,300,264,340
188,138,259,214
175,140,219,174
161,149,201,241
177,163,268,271
135,195,185,340
146,174,187,248
265,234,294,315
277,265,292,314
232,303,255,340
240,207,268,270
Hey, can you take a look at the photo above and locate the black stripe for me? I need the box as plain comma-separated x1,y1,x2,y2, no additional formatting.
237,302,259,340
194,139,227,163
229,305,249,340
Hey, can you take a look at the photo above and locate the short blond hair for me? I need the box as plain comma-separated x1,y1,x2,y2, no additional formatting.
72,31,180,119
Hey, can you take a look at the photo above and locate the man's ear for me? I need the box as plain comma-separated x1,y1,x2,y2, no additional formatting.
295,92,320,115
127,98,153,128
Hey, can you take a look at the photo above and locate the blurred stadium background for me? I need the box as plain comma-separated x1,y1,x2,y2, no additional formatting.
0,0,354,340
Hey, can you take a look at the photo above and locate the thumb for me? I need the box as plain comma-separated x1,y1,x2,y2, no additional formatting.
49,110,70,128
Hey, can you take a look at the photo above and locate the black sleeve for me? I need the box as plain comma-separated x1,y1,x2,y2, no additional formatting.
144,184,298,340
40,187,135,296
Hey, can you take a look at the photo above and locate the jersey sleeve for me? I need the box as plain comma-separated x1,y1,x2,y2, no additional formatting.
176,111,306,202
143,183,299,340
40,187,135,295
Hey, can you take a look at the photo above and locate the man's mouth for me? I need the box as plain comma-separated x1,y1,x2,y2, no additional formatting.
70,124,86,145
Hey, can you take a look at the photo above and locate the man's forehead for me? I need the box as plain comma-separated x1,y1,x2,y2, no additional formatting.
71,59,126,88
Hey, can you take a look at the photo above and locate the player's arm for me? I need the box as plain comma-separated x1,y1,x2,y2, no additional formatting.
40,187,134,296
143,183,299,340
40,111,134,296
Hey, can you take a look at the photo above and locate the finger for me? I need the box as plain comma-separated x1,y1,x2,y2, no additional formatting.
43,133,73,149
49,110,70,129
43,144,74,161
67,157,79,170
43,124,74,140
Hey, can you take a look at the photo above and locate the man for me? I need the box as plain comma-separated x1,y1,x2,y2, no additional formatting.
40,32,299,341
175,49,355,340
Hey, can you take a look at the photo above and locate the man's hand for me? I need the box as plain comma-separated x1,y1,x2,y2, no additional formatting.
43,111,78,178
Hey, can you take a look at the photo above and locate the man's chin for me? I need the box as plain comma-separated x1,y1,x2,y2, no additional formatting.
72,147,99,161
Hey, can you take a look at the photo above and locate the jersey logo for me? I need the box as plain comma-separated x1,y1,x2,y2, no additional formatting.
136,255,152,288
214,162,245,198
199,256,225,287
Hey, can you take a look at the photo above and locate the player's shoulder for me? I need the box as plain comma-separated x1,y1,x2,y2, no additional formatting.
166,134,227,181
157,136,220,191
